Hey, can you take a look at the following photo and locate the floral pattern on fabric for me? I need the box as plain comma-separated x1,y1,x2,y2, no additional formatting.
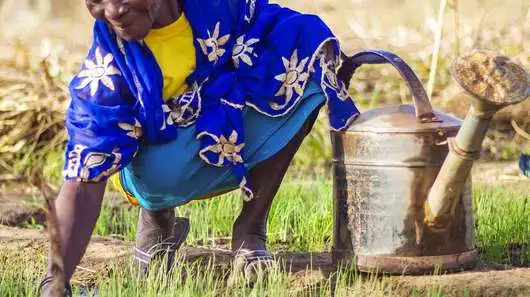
232,36,259,68
79,150,122,182
118,119,143,139
63,0,360,200
245,0,257,23
162,82,202,129
273,50,310,110
199,131,245,167
319,50,351,102
76,48,121,96
197,22,231,64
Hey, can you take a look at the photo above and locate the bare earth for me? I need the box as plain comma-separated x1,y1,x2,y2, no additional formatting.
1,224,529,297
0,162,528,296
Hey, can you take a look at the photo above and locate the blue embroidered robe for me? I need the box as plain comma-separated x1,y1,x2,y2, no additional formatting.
63,0,360,199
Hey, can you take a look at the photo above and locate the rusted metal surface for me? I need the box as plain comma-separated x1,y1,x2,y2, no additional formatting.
331,106,476,272
332,50,480,274
424,51,530,230
356,249,478,275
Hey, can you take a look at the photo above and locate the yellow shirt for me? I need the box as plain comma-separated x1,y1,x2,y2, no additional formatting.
111,13,196,204
144,13,196,100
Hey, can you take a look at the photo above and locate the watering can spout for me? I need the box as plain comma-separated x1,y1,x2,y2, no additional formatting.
424,51,529,231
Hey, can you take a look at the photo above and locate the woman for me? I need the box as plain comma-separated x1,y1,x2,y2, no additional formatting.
39,0,359,295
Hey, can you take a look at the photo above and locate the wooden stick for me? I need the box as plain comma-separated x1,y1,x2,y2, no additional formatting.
427,0,448,100
452,0,460,56
29,168,65,297
512,119,530,141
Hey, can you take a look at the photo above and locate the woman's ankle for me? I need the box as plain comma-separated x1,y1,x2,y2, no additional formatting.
231,233,267,252
135,208,175,250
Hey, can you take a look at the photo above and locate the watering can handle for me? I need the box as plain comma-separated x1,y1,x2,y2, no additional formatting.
339,50,440,123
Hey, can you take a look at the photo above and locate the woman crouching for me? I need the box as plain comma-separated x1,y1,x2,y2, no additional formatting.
38,0,359,295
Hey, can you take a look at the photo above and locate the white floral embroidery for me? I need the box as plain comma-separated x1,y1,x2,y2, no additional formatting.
320,54,351,102
337,82,351,101
320,56,339,87
232,35,259,68
162,104,182,126
221,98,244,109
83,152,108,169
79,152,110,181
239,177,254,201
76,47,121,96
197,22,231,64
272,50,310,110
80,150,122,182
205,131,245,166
118,119,143,139
161,83,203,129
245,0,256,23
64,144,86,179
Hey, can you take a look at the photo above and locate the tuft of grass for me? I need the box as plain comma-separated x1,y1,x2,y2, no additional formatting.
1,181,528,297
94,180,529,265
0,249,46,297
0,247,455,297
94,179,334,252
473,186,530,265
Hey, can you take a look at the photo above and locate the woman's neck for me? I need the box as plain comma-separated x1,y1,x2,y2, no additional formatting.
152,0,182,28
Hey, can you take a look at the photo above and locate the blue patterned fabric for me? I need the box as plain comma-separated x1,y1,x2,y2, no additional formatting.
120,80,325,210
63,0,360,200
520,154,530,177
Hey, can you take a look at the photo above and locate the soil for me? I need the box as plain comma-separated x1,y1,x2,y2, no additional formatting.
0,162,528,296
1,225,529,297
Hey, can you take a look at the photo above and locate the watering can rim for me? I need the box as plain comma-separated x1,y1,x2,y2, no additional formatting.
344,104,462,133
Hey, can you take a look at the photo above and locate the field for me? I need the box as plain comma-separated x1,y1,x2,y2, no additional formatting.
0,0,529,296
0,175,529,297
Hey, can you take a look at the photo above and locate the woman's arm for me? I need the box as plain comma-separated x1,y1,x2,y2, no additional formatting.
40,181,106,297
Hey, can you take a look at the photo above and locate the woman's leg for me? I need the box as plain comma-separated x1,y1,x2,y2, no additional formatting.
133,208,189,271
231,109,320,252
135,208,175,251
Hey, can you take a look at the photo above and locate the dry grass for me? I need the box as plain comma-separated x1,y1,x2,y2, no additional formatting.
0,0,529,180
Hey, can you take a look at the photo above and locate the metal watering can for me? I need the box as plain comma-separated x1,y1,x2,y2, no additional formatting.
331,50,529,274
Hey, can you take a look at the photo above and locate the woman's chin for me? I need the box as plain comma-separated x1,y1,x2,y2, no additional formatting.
114,27,149,42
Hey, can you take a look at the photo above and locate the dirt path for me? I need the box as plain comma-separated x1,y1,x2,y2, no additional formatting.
1,226,529,297
471,161,529,189
0,225,131,284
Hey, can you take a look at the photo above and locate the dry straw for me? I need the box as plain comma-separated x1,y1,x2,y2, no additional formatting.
0,44,69,181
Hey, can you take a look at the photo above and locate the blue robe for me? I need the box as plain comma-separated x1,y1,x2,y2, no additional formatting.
63,0,360,200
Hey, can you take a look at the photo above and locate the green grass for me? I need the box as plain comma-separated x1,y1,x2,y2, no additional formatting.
94,179,335,252
473,186,529,265
94,180,529,264
0,248,446,297
0,181,528,297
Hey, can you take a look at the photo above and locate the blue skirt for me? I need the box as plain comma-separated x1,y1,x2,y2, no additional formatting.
118,81,325,210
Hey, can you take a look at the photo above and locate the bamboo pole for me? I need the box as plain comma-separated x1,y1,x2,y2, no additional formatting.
452,0,460,56
30,168,65,297
426,0,448,100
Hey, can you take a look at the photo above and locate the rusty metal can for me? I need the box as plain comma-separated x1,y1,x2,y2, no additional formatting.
332,50,477,274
